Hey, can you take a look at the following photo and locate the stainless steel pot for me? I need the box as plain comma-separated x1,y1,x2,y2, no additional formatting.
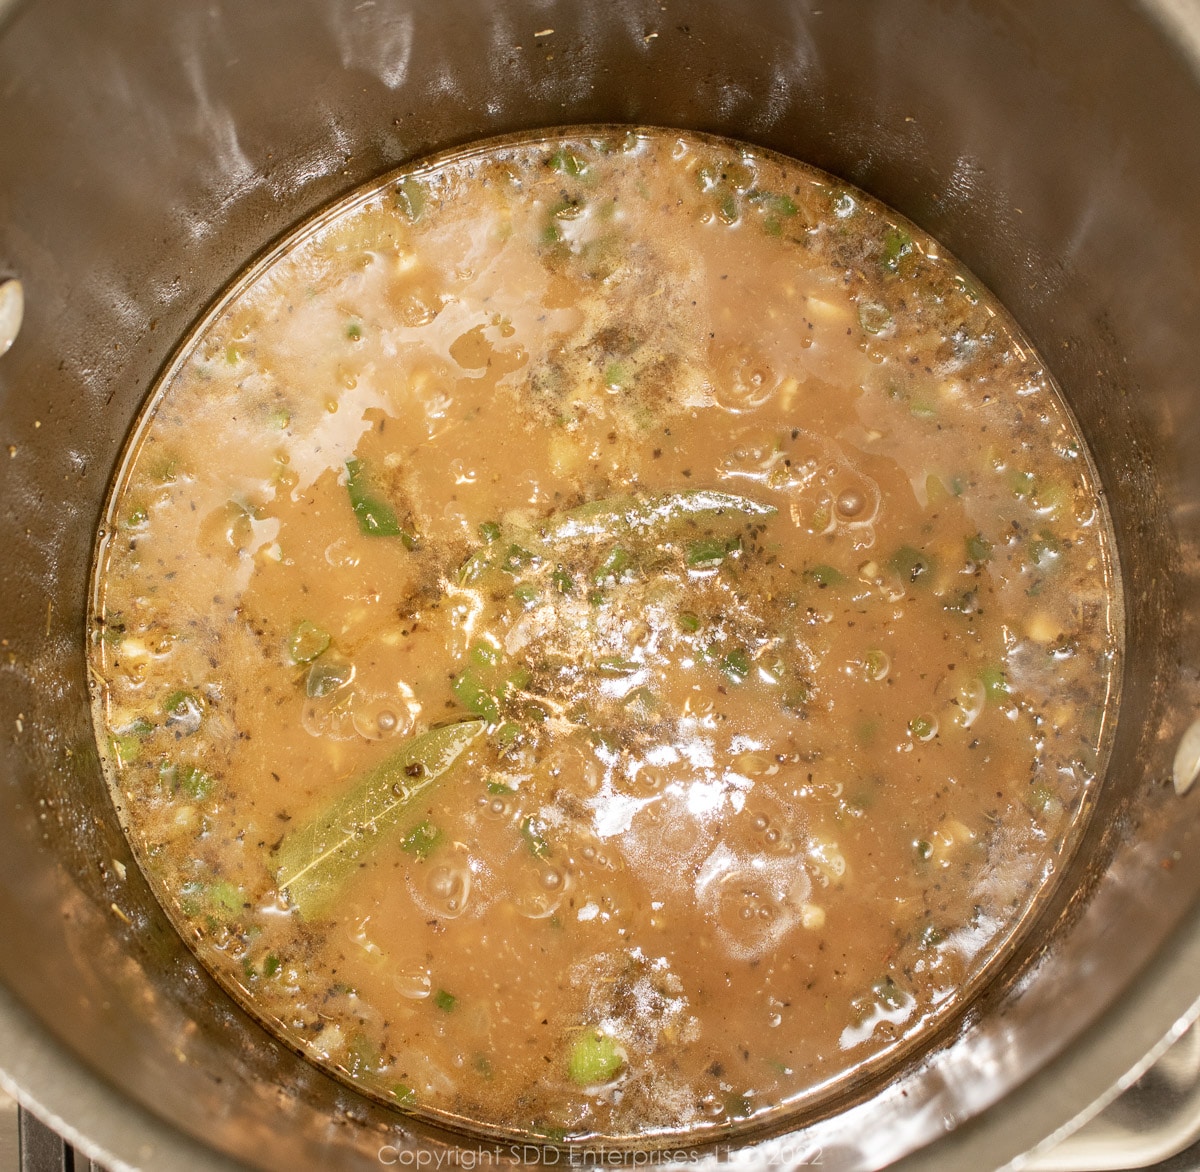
3,1,1200,1168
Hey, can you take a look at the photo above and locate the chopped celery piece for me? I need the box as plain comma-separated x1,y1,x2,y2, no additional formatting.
722,647,751,683
966,533,992,564
568,1031,624,1086
469,640,501,668
434,988,457,1012
1028,530,1062,570
804,564,844,588
207,880,244,917
942,590,977,615
782,682,811,713
925,474,950,505
604,361,631,390
1027,782,1058,815
725,1094,754,1120
163,686,202,729
889,545,936,585
881,225,913,272
306,657,353,698
859,302,892,334
451,668,500,721
548,147,588,177
686,536,731,566
289,620,330,664
478,520,502,543
1009,469,1035,498
395,176,427,221
345,458,415,546
549,196,585,221
159,761,214,800
678,611,701,632
400,820,442,860
109,716,153,764
521,815,551,859
1033,481,1070,518
622,687,659,721
593,545,633,583
501,543,536,573
748,190,798,217
346,1032,383,1077
274,720,485,918
513,582,540,607
980,665,1010,702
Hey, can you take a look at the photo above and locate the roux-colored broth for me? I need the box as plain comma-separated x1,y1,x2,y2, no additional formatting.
89,129,1120,1140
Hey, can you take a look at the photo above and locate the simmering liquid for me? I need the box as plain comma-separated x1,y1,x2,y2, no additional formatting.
89,129,1120,1141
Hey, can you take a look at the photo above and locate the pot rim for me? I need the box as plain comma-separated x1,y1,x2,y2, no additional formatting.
5,0,1200,1167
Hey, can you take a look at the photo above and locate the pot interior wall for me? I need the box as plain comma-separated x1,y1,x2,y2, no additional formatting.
2,1,1200,1169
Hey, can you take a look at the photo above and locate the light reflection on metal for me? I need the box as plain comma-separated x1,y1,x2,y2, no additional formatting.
0,279,22,357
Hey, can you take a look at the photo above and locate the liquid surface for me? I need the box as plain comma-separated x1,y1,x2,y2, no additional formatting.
89,129,1120,1141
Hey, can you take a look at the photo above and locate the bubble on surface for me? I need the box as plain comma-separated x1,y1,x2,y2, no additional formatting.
408,842,474,919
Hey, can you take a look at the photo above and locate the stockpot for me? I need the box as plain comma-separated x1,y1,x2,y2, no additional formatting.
3,1,1200,1168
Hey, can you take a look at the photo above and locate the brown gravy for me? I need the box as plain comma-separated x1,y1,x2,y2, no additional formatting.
89,128,1121,1141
